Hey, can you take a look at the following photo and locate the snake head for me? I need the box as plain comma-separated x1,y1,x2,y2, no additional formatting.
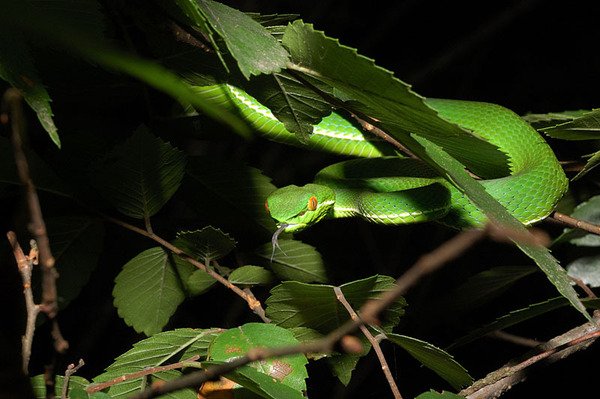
265,184,335,233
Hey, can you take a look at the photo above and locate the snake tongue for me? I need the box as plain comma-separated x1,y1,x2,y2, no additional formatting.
271,224,289,261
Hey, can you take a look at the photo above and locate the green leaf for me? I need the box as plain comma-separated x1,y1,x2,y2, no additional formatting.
229,265,275,286
271,276,391,387
541,109,600,140
202,362,306,399
209,323,308,395
89,393,112,399
287,326,324,342
113,247,185,336
523,109,591,129
0,29,59,146
282,20,508,178
265,275,406,333
386,333,472,390
555,195,600,247
256,239,327,283
186,269,217,296
93,328,221,398
175,227,236,262
196,0,289,79
327,354,361,386
415,390,466,399
170,227,234,296
31,375,90,399
573,150,600,180
68,387,89,399
93,126,186,219
47,216,105,308
244,71,333,140
567,255,600,288
183,157,277,241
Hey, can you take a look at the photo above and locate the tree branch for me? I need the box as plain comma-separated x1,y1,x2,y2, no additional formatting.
86,355,200,394
334,286,402,399
2,89,67,388
61,359,85,399
550,211,600,236
7,231,40,374
461,311,600,398
3,88,60,319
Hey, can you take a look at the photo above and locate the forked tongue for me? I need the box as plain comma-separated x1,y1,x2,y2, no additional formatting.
271,224,289,261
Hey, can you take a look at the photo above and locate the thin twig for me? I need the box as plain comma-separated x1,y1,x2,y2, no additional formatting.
334,287,402,399
461,311,600,398
351,117,418,159
7,231,40,374
103,215,270,322
570,276,597,299
551,211,600,236
3,89,66,394
86,355,200,394
61,359,85,399
4,89,59,318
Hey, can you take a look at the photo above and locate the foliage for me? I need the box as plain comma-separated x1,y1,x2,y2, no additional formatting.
1,1,599,398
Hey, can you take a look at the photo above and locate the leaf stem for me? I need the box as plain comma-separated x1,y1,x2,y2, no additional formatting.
550,211,600,236
86,355,200,394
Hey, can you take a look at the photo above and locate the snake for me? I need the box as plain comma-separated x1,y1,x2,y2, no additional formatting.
196,85,568,240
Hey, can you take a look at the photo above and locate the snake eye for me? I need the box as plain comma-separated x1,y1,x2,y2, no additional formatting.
264,200,270,215
307,196,318,211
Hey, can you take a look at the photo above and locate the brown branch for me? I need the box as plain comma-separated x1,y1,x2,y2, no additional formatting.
550,211,600,236
334,287,402,399
103,215,270,323
352,117,418,159
3,89,66,393
7,231,40,374
3,89,60,319
86,355,200,394
61,359,85,399
461,311,600,398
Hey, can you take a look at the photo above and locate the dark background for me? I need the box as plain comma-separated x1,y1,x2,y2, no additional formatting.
2,1,599,398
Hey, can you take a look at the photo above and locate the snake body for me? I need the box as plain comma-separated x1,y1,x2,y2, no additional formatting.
198,85,568,233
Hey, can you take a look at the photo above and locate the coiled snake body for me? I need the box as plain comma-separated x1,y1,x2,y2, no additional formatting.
200,85,568,234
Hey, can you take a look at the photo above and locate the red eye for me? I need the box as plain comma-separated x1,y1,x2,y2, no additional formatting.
264,200,270,215
307,196,318,211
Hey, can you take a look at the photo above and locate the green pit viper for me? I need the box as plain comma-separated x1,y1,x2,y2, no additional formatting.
198,85,568,243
